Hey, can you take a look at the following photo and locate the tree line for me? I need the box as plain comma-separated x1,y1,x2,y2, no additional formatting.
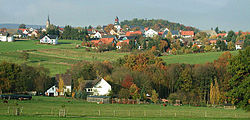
68,47,249,110
0,62,55,94
0,47,248,110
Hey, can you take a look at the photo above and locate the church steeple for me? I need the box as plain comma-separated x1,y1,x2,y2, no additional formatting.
46,15,50,28
114,16,119,25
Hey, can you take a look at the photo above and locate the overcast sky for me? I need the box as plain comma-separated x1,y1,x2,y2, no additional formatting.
0,0,249,31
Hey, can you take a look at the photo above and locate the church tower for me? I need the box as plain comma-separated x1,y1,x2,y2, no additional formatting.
46,15,50,28
114,16,121,32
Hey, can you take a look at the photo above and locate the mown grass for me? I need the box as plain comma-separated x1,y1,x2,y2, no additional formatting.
0,96,249,120
0,40,238,75
0,40,128,76
162,51,238,64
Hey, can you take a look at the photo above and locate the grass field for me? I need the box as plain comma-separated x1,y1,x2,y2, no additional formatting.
162,51,238,64
0,96,249,120
0,40,129,75
0,40,238,76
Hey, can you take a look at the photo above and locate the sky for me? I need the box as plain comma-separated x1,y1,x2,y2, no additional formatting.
0,0,249,31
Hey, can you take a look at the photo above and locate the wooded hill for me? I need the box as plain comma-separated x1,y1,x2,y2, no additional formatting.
120,18,199,32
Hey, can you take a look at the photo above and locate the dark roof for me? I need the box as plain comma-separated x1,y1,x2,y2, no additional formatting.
40,35,58,39
171,30,179,35
84,80,100,88
102,35,117,39
0,32,10,36
56,74,72,86
126,36,136,40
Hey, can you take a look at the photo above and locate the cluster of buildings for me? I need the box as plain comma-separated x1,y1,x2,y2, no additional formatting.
0,16,248,50
45,73,111,103
85,16,197,50
84,17,248,50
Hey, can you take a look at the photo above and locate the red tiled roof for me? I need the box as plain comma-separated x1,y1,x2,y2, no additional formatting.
116,39,130,46
217,33,227,37
18,28,28,32
209,40,217,44
91,40,100,44
235,32,250,35
145,27,149,31
181,31,194,36
158,32,164,35
125,31,142,36
100,38,114,44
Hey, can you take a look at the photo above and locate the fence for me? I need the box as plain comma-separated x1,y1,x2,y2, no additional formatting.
0,106,249,119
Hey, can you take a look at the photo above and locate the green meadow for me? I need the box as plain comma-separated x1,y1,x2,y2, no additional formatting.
0,40,237,76
0,96,249,120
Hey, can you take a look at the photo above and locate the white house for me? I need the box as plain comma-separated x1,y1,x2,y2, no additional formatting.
45,85,59,96
85,78,111,96
145,29,158,38
40,35,58,44
0,33,14,42
93,32,102,38
235,40,244,50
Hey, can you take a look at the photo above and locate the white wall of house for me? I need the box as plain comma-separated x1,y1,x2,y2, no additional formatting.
145,29,158,38
182,35,194,38
7,36,14,42
65,85,71,93
0,35,7,42
93,78,111,96
235,44,242,50
86,78,111,96
40,36,58,44
0,35,14,42
45,86,58,96
94,32,102,38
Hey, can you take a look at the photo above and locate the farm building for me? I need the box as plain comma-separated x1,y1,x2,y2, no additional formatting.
85,78,111,96
40,35,58,44
87,96,111,104
55,73,72,96
0,32,14,42
45,85,59,97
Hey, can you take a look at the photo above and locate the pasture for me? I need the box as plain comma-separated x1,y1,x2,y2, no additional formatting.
0,40,238,76
0,96,249,120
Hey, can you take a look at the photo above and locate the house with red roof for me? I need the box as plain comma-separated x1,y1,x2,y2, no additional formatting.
91,40,101,47
181,31,194,38
18,28,29,35
100,38,116,44
125,31,142,36
116,39,130,49
217,33,227,38
235,32,250,35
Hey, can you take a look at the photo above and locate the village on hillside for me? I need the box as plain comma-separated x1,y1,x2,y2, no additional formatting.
0,16,249,53
0,16,249,119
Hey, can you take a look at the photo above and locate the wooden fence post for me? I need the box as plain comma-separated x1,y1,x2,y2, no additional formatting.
113,110,115,117
205,111,207,117
128,110,130,117
175,112,176,117
7,106,10,114
144,110,146,117
160,110,161,117
98,109,101,116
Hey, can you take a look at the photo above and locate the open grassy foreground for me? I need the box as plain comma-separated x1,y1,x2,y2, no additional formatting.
0,40,129,76
0,96,249,120
0,40,238,75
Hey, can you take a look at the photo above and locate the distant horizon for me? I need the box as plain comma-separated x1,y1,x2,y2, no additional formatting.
1,0,249,32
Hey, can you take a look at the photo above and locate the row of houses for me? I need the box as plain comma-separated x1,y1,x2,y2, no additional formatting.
45,74,111,97
0,32,14,42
